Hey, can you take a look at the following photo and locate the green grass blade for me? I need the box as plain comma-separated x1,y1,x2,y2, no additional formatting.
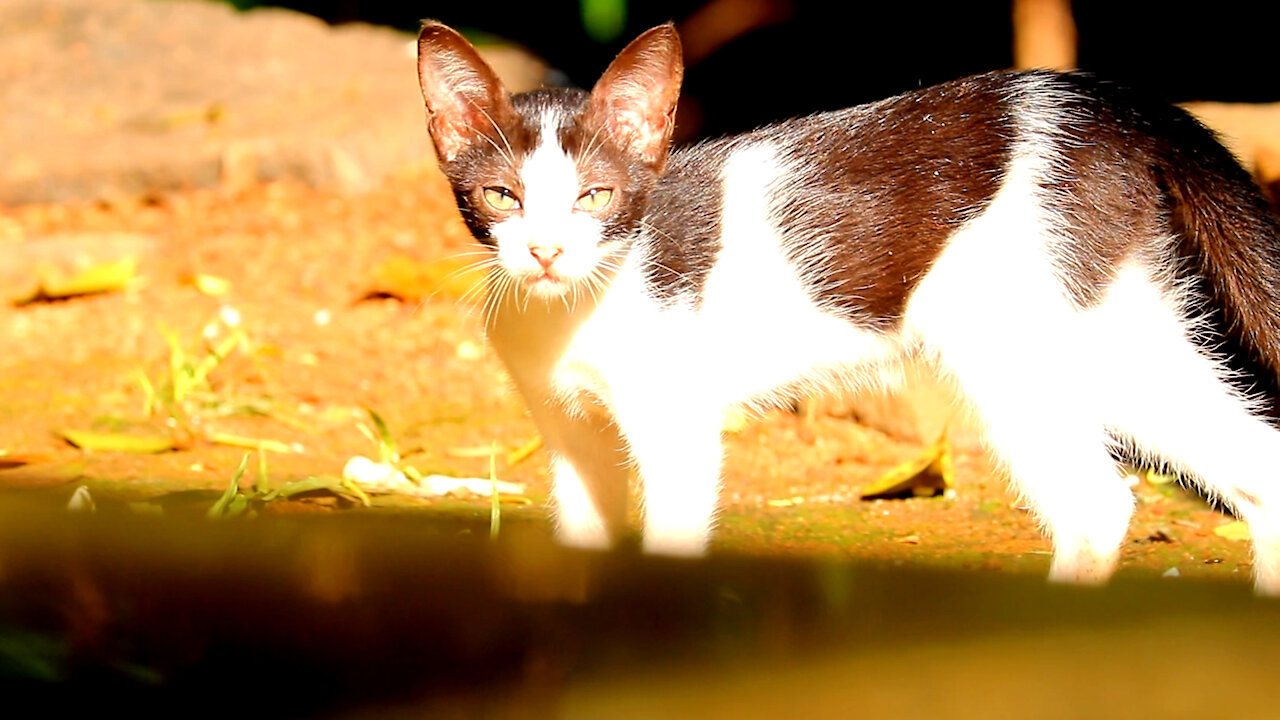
364,408,398,465
135,370,157,417
207,453,250,518
159,324,190,403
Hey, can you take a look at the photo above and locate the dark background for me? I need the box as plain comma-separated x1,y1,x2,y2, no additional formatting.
224,1,1280,139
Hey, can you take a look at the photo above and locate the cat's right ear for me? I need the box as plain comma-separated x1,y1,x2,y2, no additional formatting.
417,22,511,163
589,24,684,171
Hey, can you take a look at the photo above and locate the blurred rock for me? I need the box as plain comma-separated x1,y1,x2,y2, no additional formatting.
0,0,545,205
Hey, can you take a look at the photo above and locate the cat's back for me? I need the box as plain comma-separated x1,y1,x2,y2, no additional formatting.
640,70,1218,320
641,71,1024,313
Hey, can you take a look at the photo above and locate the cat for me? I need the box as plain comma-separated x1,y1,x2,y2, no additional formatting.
415,21,1280,594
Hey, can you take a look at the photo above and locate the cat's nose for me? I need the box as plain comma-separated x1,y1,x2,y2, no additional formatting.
529,244,563,270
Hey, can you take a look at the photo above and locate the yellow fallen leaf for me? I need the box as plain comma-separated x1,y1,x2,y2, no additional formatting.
56,429,176,454
861,428,954,500
15,257,137,304
1213,521,1251,541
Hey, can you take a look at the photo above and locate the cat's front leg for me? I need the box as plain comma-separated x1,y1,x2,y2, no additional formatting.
547,454,616,550
610,390,725,557
528,400,633,551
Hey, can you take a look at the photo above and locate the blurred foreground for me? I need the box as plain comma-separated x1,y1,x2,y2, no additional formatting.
2,496,1278,718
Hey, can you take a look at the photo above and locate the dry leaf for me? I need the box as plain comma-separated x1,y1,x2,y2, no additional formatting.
15,257,137,304
861,429,954,500
56,429,177,453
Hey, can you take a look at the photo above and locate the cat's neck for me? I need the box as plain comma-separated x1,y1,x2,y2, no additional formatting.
484,256,632,385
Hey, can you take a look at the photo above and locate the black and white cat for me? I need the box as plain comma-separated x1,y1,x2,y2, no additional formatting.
416,22,1280,593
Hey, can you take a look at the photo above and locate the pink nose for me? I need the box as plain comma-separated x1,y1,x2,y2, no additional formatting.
529,245,563,270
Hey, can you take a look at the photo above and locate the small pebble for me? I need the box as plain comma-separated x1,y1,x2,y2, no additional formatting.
1162,567,1181,579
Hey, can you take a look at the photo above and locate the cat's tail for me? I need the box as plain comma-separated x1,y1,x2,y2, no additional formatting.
1161,110,1280,408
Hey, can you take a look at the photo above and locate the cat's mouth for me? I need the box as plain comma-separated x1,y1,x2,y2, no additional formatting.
521,269,571,297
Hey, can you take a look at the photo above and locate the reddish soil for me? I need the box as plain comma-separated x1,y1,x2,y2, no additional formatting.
0,167,1255,587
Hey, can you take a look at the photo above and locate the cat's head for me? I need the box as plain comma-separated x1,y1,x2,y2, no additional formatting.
417,22,683,299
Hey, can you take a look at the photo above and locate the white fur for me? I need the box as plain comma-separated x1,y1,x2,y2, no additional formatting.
483,86,1280,593
905,124,1134,583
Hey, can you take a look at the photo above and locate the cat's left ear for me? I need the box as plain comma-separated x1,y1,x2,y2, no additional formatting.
417,21,513,163
589,24,684,171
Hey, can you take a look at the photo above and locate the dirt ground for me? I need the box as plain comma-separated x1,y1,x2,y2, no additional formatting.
0,165,1256,587
0,0,1259,590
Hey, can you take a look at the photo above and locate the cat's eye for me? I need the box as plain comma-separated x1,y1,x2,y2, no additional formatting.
482,186,520,212
575,187,613,213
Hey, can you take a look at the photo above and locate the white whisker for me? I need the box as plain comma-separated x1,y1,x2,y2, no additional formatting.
470,103,516,166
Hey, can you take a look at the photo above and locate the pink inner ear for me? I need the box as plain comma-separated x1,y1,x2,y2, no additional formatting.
590,25,683,168
421,68,500,162
417,23,509,163
613,107,671,164
429,105,480,162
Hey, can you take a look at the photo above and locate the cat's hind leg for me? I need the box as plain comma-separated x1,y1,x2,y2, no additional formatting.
1093,268,1280,595
922,336,1135,584
906,238,1135,584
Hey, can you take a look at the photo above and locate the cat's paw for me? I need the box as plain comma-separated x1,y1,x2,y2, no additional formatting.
1046,544,1118,586
641,530,710,558
553,518,615,552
